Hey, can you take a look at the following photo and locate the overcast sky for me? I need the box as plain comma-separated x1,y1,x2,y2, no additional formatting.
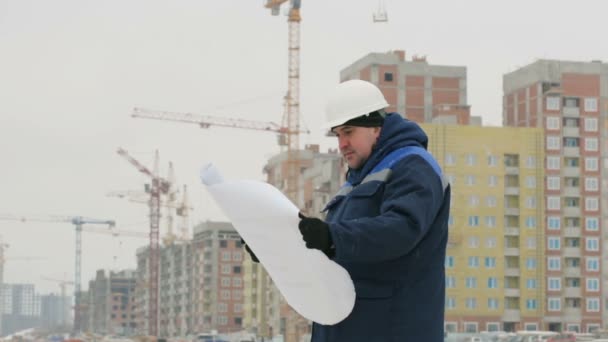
1,0,607,295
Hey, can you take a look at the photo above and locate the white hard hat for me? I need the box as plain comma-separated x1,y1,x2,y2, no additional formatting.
322,79,389,130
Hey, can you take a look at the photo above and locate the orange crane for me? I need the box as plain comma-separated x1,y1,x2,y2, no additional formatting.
116,148,169,336
264,0,302,203
0,214,114,333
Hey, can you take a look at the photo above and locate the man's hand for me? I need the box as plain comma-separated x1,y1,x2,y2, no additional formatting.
298,212,333,257
241,238,259,263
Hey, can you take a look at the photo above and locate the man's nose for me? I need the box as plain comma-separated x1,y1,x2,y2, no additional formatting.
338,136,349,150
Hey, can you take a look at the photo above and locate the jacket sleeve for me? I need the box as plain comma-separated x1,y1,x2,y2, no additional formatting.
329,156,445,263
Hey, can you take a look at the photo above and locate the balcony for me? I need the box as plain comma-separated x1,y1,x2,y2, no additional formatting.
564,247,581,258
563,186,580,197
562,308,582,321
505,208,520,216
505,267,520,276
563,107,580,117
504,227,520,236
563,207,581,217
564,267,581,277
562,167,580,177
505,187,520,196
502,309,521,322
564,227,581,237
563,127,580,137
563,147,580,157
504,288,521,297
505,166,519,175
564,287,582,297
504,248,520,256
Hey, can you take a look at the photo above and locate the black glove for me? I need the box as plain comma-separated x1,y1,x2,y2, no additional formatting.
241,238,259,263
298,212,333,257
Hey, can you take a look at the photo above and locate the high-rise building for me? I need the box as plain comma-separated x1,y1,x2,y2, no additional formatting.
503,59,608,333
159,242,194,337
39,293,71,329
83,269,138,335
0,284,41,336
340,50,473,124
420,123,546,333
192,221,244,334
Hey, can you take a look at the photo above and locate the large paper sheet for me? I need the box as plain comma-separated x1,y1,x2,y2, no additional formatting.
200,164,355,325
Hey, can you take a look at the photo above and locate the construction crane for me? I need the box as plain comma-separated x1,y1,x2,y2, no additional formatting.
0,215,114,333
116,148,170,336
373,0,388,22
107,185,192,243
42,276,74,327
263,0,302,203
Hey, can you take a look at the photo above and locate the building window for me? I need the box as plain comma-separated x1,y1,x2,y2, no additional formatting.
232,251,243,261
232,278,242,287
565,157,579,167
468,216,479,227
465,277,477,288
548,237,561,250
526,258,537,270
465,298,477,309
233,266,242,274
525,216,536,228
585,157,599,171
546,96,560,110
487,322,500,330
221,277,231,287
488,299,499,310
488,155,498,167
526,299,538,310
221,265,231,274
486,237,497,248
525,156,537,168
218,302,228,312
445,153,456,165
584,98,598,112
488,175,498,187
465,154,477,166
485,216,496,228
384,72,393,82
468,256,479,268
587,324,601,334
220,290,230,300
526,237,536,249
526,176,536,188
487,277,498,289
585,197,599,212
567,324,580,333
465,175,476,186
546,116,560,129
586,278,600,292
547,197,561,210
547,156,560,170
585,178,599,192
586,237,599,251
219,240,228,248
464,322,478,333
586,257,600,272
469,195,480,207
221,251,231,261
526,279,537,289
585,217,599,231
445,297,456,309
564,97,579,108
564,137,579,147
525,197,536,209
485,257,496,268
468,236,479,248
486,196,497,207
587,298,600,312
547,257,561,271
446,276,456,288
547,136,561,150
445,256,454,268
585,138,598,151
584,117,598,131
548,277,561,291
548,298,561,311
525,323,539,331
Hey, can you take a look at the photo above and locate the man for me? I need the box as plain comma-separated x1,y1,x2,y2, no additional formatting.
245,79,450,341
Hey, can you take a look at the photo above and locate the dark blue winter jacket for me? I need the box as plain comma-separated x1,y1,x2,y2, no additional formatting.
312,113,450,342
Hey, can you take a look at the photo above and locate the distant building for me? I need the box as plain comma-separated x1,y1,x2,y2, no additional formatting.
39,293,71,329
504,59,608,332
0,284,41,336
340,50,474,125
83,269,137,335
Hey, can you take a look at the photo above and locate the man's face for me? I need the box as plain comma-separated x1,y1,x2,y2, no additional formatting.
332,125,381,169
